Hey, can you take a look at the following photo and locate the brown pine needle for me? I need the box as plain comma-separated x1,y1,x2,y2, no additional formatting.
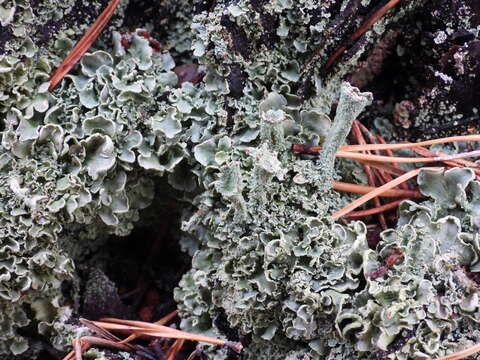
355,160,406,177
324,0,402,69
293,135,480,154
411,146,480,178
335,150,480,165
132,328,228,346
119,310,178,344
332,168,440,219
351,121,387,229
411,146,478,168
166,339,185,360
333,181,422,198
345,199,405,218
434,343,480,360
355,123,393,186
48,0,121,91
376,134,408,190
339,134,480,152
80,337,131,352
93,318,243,352
63,340,90,360
79,318,127,344
74,339,82,360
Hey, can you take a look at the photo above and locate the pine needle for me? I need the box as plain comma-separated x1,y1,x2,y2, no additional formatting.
434,344,480,360
331,168,440,219
332,181,422,198
345,199,405,218
49,0,121,91
93,318,243,352
324,0,402,69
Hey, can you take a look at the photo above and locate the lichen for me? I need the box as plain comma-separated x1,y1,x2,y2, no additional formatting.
0,0,479,359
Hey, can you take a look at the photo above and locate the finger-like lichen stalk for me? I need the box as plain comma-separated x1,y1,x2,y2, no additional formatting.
318,82,373,190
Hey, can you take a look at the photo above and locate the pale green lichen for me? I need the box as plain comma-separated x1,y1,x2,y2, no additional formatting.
1,0,478,359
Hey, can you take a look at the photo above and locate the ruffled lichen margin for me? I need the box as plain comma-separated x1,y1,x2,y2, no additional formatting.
1,0,480,359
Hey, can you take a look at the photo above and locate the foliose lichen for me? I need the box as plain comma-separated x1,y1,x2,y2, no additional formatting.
1,0,479,359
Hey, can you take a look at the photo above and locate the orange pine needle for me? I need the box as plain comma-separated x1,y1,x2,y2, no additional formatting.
352,122,393,186
49,0,121,91
434,344,480,360
94,318,242,351
118,310,178,344
74,339,82,360
63,340,90,360
376,134,408,190
335,150,480,165
345,199,405,218
333,181,422,198
293,135,480,154
355,160,406,177
351,121,387,229
411,146,480,177
166,339,185,360
339,134,480,152
324,0,402,69
332,168,440,220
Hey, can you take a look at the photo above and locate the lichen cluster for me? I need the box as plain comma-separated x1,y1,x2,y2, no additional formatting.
0,0,479,359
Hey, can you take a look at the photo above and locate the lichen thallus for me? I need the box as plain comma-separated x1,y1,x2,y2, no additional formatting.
47,1,480,359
